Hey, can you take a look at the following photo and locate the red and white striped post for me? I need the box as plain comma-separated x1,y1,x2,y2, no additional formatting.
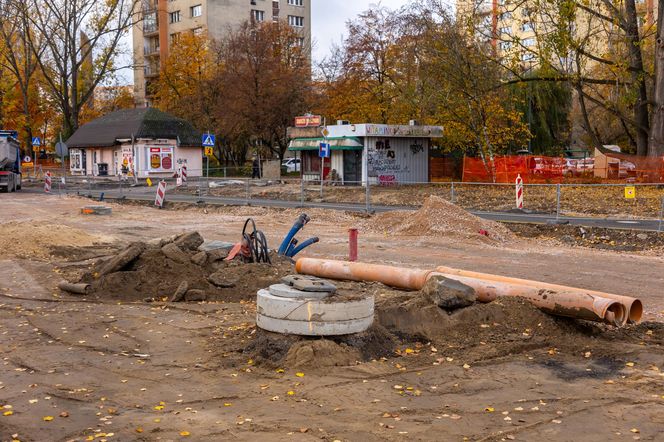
44,171,52,193
154,180,167,208
181,165,187,184
515,173,524,209
348,228,358,262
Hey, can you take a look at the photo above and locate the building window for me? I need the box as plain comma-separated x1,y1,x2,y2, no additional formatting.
193,27,203,36
170,32,180,44
521,52,535,62
191,4,202,17
169,10,180,23
499,41,511,51
143,12,157,33
251,9,265,22
499,26,511,35
499,12,512,20
288,0,304,5
521,22,534,32
522,37,536,47
288,15,304,27
294,36,305,46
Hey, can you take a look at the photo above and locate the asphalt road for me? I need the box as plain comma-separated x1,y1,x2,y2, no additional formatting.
22,186,664,232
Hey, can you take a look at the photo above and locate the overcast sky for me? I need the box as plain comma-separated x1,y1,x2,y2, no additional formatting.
311,0,410,63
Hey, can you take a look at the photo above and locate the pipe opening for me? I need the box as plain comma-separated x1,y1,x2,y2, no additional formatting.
628,300,643,323
606,303,627,326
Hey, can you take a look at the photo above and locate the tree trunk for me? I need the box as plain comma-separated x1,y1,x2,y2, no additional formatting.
648,0,664,156
625,0,650,155
575,82,603,148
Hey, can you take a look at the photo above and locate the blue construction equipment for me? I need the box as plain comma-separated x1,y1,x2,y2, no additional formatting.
288,237,319,257
278,214,319,258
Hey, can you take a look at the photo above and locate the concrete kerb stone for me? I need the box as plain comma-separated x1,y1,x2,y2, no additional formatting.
161,243,189,264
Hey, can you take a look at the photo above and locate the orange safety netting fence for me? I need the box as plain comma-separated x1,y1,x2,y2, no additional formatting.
463,155,565,183
462,151,664,183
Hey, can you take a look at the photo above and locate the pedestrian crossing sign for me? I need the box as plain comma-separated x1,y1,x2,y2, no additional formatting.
202,134,215,147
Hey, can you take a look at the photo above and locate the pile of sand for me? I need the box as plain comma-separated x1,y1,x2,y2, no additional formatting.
0,220,112,259
363,195,515,242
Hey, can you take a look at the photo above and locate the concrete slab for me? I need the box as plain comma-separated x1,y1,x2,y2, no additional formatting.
268,283,331,300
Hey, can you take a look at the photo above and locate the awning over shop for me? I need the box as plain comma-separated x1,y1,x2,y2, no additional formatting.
288,137,363,151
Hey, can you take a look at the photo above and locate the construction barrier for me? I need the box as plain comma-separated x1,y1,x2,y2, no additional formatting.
463,155,565,183
462,151,664,183
44,171,52,193
154,180,166,208
515,174,523,208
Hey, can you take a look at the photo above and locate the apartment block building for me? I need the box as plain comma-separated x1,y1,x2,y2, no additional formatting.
457,0,656,70
133,0,311,106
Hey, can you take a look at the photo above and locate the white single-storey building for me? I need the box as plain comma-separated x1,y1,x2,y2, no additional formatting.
288,122,444,185
65,108,203,178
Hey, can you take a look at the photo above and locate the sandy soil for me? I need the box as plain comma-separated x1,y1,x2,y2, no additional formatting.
1,193,664,441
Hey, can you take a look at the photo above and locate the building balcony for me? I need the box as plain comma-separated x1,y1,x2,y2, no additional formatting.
143,25,159,37
144,47,160,57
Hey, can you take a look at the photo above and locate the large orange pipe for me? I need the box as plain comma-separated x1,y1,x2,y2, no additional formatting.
295,258,630,326
435,265,642,324
295,259,433,291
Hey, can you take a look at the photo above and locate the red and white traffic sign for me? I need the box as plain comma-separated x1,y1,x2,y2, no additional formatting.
44,171,52,193
515,174,524,209
154,180,167,208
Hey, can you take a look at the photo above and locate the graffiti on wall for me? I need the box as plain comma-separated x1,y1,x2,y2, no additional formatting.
368,139,411,182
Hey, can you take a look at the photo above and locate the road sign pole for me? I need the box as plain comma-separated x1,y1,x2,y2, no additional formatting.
320,156,323,198
59,133,66,191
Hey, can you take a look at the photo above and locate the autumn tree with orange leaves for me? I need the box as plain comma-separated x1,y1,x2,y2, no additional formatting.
315,6,530,176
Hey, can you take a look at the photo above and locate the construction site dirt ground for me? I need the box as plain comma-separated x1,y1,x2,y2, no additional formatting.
1,193,664,441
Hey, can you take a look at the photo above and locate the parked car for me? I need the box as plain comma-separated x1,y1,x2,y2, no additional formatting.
282,158,301,173
619,160,636,178
563,158,579,177
564,158,595,177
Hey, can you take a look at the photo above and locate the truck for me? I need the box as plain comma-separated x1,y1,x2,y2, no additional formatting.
0,130,22,192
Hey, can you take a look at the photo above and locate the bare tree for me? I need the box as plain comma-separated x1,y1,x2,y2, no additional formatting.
26,0,139,138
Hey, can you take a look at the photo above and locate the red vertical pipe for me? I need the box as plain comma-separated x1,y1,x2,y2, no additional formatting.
348,228,358,262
